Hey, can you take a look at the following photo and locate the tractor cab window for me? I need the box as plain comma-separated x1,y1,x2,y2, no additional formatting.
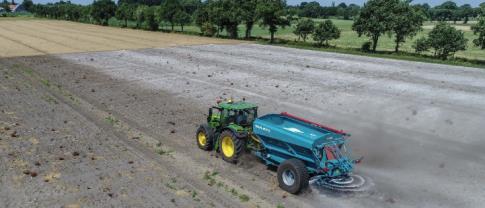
208,107,221,123
234,108,257,126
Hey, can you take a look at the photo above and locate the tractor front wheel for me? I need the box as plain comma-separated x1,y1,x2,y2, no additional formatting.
219,130,244,163
277,159,309,194
196,124,214,151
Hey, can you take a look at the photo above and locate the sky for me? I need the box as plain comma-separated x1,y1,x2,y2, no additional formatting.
27,0,484,7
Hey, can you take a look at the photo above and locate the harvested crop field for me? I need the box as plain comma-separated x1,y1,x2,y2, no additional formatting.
0,20,239,57
1,20,485,208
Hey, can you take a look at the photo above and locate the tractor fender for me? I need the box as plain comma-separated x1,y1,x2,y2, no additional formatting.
220,127,247,139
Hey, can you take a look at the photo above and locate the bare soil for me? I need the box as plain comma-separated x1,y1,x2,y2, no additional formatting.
1,41,485,207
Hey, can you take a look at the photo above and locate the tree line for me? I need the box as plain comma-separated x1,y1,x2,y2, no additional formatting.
22,0,485,60
292,1,484,24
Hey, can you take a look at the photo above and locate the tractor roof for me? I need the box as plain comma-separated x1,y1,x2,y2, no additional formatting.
217,101,257,110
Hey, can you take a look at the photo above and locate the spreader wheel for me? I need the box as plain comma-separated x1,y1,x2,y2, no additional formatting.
277,159,309,194
196,124,214,151
218,130,244,163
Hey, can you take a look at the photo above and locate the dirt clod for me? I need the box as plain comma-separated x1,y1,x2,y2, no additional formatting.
128,161,134,164
170,129,176,134
59,157,65,161
30,172,38,177
385,197,396,204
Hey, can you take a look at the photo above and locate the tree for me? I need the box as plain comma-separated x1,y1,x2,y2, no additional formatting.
434,1,458,22
299,1,321,18
352,0,399,52
1,0,10,12
21,0,33,12
241,0,258,39
293,18,314,42
135,5,148,29
91,0,116,26
115,3,134,27
143,6,158,31
313,20,341,46
458,4,473,24
478,3,485,16
471,17,485,49
391,1,425,52
256,0,290,43
118,0,161,6
427,22,468,59
209,0,243,39
159,0,181,31
174,10,191,31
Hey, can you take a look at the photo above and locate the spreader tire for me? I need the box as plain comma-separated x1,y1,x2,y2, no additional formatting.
218,130,244,163
277,159,309,194
196,124,214,151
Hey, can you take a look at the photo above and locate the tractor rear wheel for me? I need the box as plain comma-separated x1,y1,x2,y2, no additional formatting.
277,159,309,194
196,124,214,151
219,130,244,163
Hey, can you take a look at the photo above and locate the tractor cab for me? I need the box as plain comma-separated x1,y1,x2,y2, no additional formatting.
207,100,258,128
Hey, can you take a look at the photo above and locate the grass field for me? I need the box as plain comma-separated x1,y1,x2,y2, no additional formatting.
132,18,484,62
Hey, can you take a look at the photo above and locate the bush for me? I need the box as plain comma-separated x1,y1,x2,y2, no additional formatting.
471,17,485,50
201,22,216,37
427,22,468,60
313,20,341,47
413,37,430,54
361,41,372,52
293,18,314,42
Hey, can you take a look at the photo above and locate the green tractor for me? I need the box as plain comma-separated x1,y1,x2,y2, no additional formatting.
196,99,258,163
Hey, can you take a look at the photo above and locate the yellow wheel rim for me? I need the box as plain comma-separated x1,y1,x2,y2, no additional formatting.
198,132,207,146
221,136,234,158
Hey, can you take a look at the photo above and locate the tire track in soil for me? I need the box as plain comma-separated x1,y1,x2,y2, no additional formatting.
39,20,188,44
11,62,260,208
0,23,81,52
5,21,123,51
0,29,48,55
34,21,155,48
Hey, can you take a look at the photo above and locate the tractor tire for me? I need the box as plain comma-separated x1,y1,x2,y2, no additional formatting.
196,124,214,151
277,159,309,194
218,130,244,163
